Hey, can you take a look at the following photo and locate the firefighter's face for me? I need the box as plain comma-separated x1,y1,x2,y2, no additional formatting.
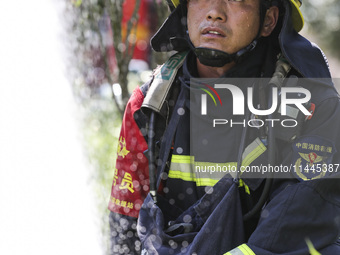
187,0,274,55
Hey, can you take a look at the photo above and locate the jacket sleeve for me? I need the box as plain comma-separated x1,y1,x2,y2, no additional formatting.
225,96,340,255
108,87,149,254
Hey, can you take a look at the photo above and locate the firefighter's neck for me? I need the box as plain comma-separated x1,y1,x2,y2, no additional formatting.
196,58,236,78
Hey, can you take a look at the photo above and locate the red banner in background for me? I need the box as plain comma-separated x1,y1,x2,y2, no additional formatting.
122,0,151,61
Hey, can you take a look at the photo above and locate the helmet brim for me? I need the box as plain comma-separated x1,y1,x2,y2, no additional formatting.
170,0,179,8
290,0,304,32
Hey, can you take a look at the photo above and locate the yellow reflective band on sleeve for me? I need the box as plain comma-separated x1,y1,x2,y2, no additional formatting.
238,244,256,255
168,162,237,186
224,244,256,255
240,138,266,170
239,179,250,195
168,138,266,187
171,155,193,164
167,170,195,182
305,238,321,255
168,171,223,186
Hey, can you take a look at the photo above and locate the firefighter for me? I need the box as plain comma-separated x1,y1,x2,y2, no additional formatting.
109,0,340,254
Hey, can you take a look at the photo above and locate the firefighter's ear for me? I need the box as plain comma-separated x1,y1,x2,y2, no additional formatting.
260,6,279,37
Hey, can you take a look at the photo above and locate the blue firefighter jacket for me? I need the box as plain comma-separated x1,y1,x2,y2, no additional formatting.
109,14,340,255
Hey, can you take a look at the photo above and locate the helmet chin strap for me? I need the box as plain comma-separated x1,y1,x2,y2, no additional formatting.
169,31,258,68
193,40,258,67
180,30,258,67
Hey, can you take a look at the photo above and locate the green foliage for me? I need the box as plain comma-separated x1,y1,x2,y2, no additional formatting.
80,97,121,254
303,0,340,59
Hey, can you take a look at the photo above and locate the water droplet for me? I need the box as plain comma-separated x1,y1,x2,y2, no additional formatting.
186,187,193,195
176,147,183,154
177,107,185,115
182,241,189,248
160,172,168,180
183,214,192,223
205,186,213,194
261,209,270,218
178,193,185,200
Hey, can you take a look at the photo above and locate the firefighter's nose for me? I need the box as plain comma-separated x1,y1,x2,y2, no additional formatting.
206,0,227,22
